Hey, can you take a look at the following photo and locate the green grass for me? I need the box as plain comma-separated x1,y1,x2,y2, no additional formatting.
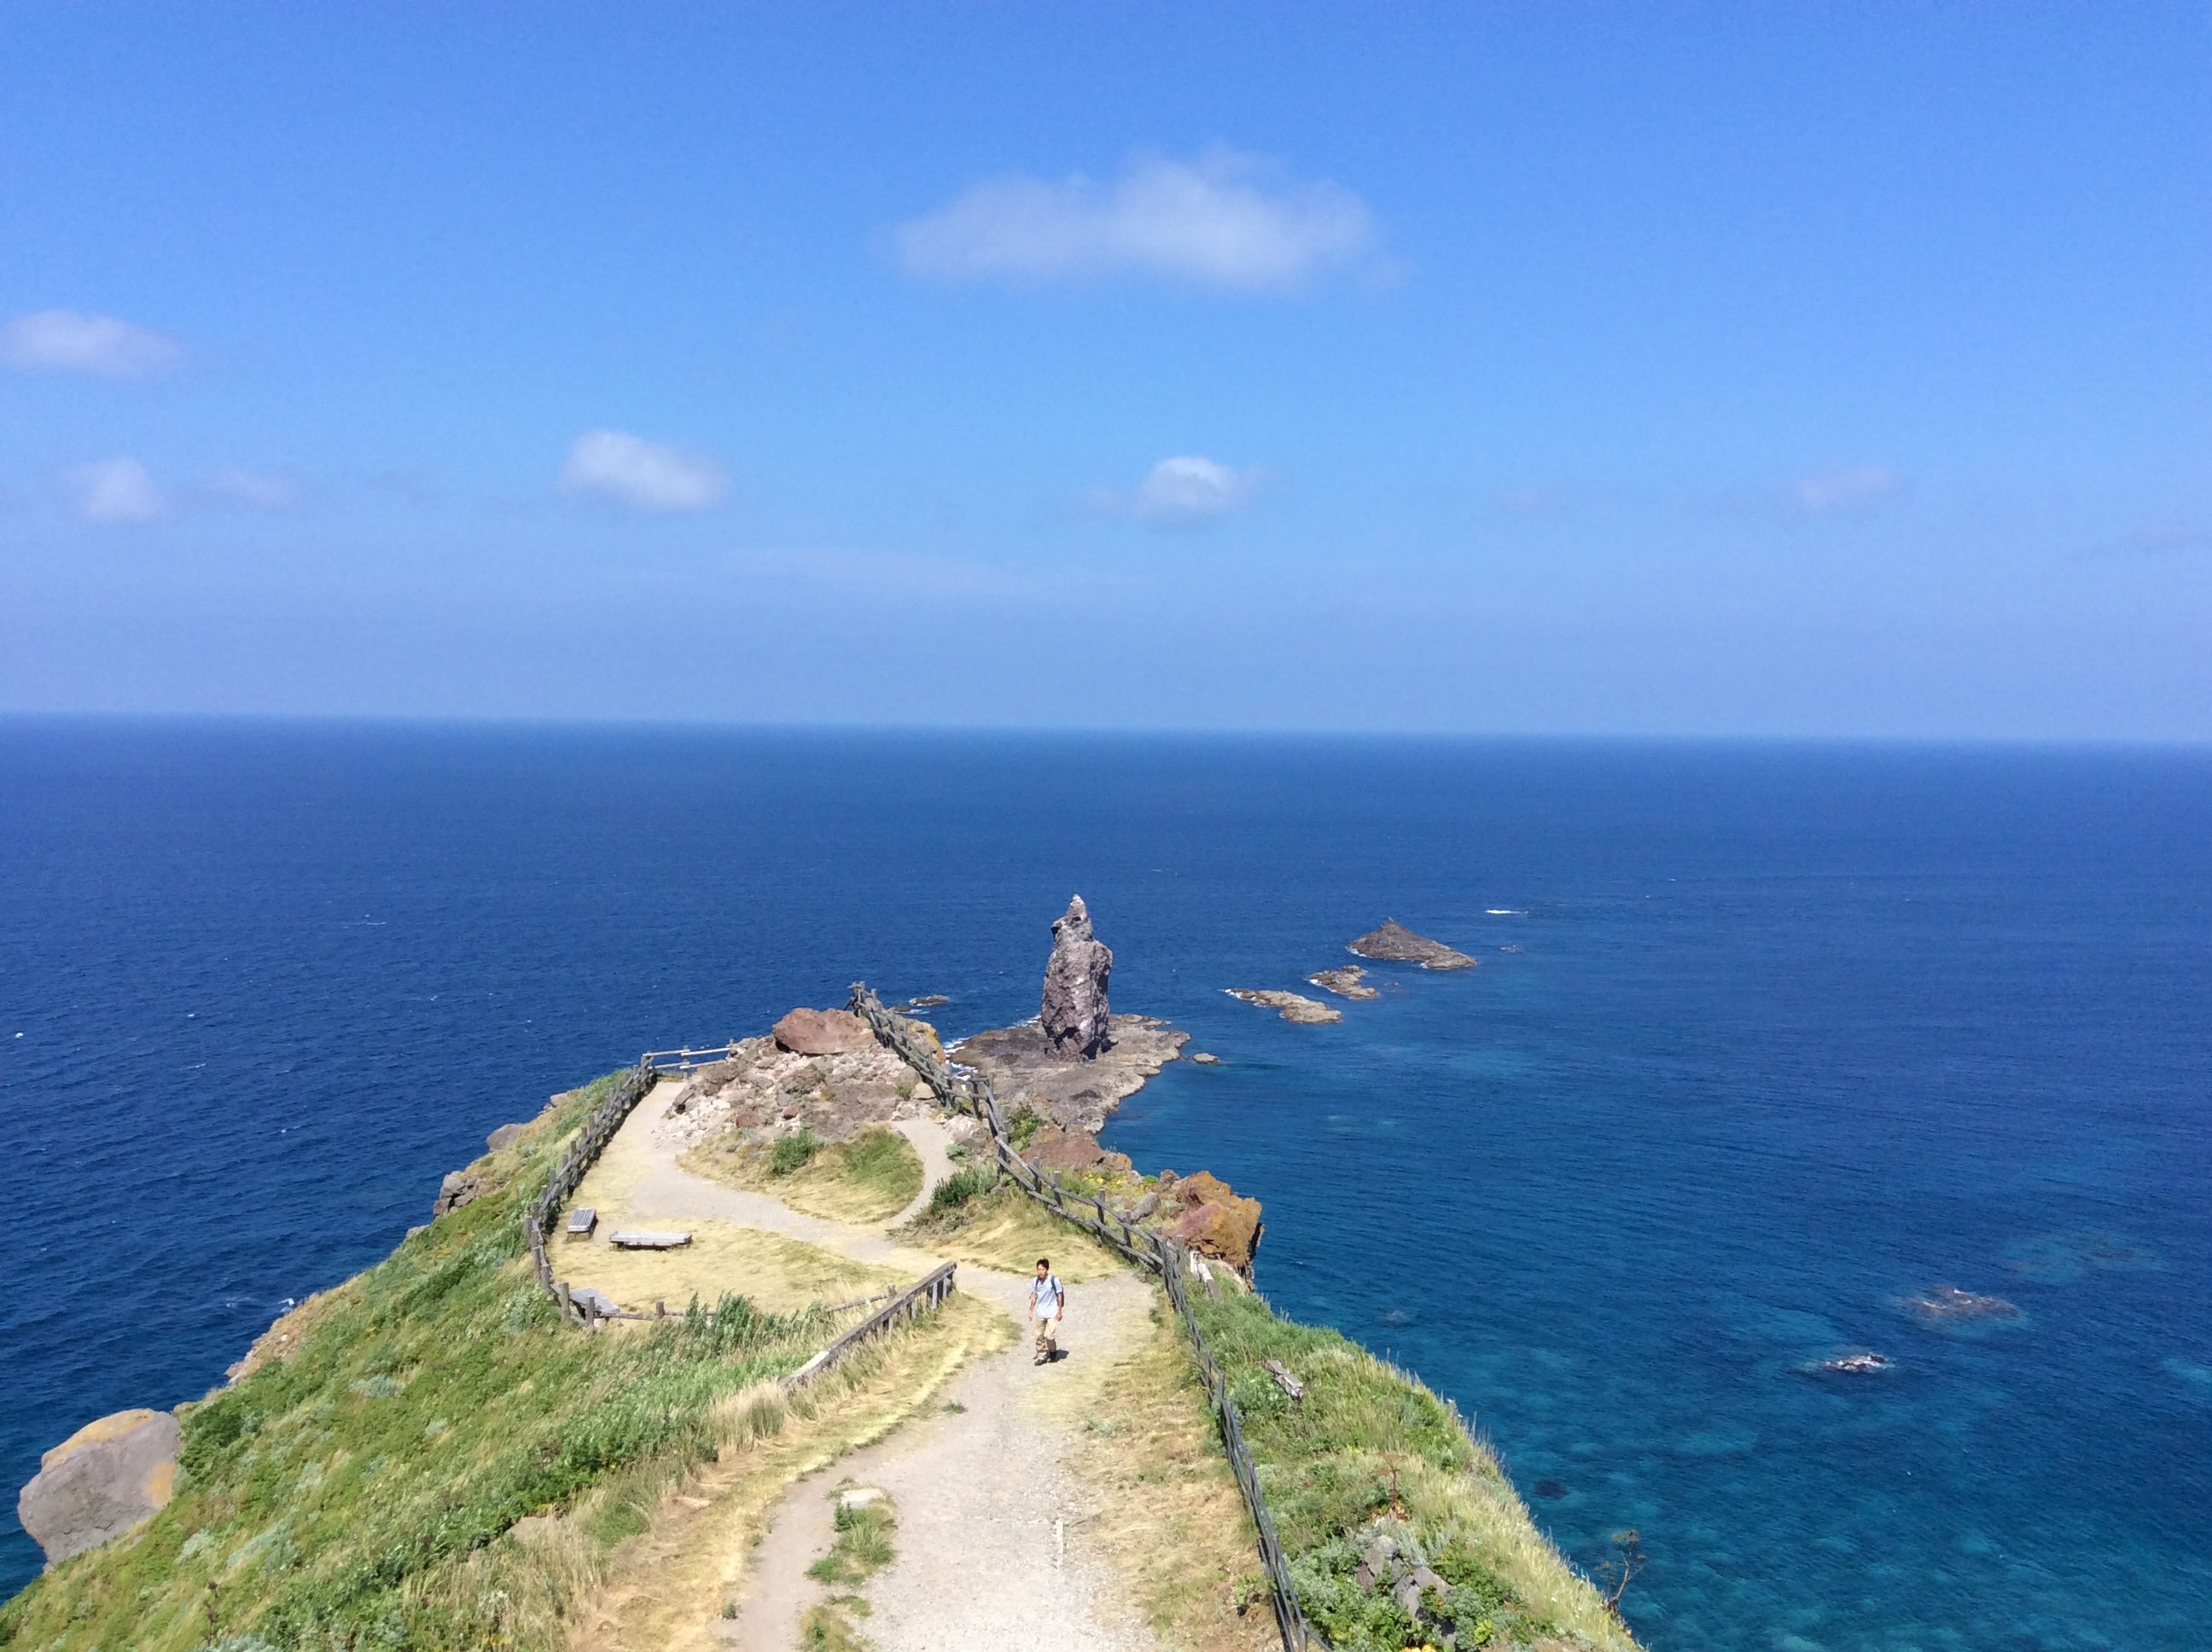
0,1073,840,1652
919,1163,997,1218
806,1496,896,1586
799,1493,896,1650
1189,1290,1640,1652
771,1129,821,1175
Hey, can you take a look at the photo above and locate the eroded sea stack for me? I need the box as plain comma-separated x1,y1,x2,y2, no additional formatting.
1040,894,1113,1057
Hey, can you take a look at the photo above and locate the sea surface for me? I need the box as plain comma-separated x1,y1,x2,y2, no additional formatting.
2,722,2207,1650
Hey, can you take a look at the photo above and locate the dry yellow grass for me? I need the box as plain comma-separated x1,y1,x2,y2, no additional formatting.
1067,1296,1278,1652
683,1125,923,1225
896,1181,1124,1282
558,1219,904,1318
565,1290,1013,1652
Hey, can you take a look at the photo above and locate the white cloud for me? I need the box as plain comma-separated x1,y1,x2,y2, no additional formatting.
559,429,729,515
200,467,301,511
892,149,1376,292
1793,466,1906,515
2,310,184,378
61,457,167,526
1120,456,1264,527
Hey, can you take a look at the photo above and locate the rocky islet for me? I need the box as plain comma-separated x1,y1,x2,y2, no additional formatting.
1348,916,1478,970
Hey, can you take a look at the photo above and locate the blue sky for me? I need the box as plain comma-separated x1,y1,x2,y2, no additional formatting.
2,3,2206,736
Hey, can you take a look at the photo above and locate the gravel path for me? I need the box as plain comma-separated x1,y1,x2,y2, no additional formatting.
593,1080,1167,1652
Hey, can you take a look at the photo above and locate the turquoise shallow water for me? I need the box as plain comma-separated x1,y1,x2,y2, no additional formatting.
2,724,2207,1649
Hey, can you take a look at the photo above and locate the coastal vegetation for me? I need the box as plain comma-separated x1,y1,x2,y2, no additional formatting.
0,1075,967,1652
1188,1290,1638,1652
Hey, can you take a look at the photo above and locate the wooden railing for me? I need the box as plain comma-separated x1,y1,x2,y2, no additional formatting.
847,983,1321,1652
523,1062,658,1325
782,1261,958,1391
640,1040,746,1073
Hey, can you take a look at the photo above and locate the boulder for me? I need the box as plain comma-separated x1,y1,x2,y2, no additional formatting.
486,1122,528,1153
1169,1171,1264,1274
771,1007,876,1056
1040,895,1114,1058
1348,918,1476,970
430,1169,484,1219
17,1409,179,1568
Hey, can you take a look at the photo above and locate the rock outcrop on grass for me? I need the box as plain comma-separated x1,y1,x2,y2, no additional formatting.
16,1409,178,1568
1040,894,1114,1056
1165,1171,1263,1273
665,1015,963,1155
1348,918,1476,970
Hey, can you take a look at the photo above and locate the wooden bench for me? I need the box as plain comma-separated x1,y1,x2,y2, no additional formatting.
608,1230,692,1250
566,1207,598,1238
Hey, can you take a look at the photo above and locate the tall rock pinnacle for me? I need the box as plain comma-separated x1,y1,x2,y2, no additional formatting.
1040,894,1113,1058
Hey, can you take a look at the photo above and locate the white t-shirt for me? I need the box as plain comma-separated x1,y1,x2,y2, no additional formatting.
1030,1273,1063,1319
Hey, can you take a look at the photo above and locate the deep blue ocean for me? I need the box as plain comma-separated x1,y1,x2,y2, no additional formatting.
2,723,2207,1650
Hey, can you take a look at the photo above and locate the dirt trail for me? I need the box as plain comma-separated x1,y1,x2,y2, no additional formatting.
576,1080,1167,1652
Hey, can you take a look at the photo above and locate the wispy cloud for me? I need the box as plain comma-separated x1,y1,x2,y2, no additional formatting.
2,310,184,378
61,457,167,525
559,430,729,515
891,149,1377,293
1792,466,1906,515
1090,455,1265,528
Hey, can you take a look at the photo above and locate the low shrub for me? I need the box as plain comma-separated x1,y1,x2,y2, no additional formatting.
770,1129,820,1176
922,1165,996,1218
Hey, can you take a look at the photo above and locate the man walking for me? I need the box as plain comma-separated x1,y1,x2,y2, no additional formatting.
1028,1256,1065,1364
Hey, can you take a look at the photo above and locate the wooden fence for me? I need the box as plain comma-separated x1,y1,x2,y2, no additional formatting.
522,1062,658,1325
782,1260,958,1391
640,1041,747,1074
847,983,1322,1652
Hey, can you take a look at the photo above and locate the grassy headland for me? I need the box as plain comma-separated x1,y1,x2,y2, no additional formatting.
0,1074,958,1652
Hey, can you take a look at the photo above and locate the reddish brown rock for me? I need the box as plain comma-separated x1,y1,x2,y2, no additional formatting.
1023,1126,1134,1177
771,1007,876,1056
1169,1170,1264,1274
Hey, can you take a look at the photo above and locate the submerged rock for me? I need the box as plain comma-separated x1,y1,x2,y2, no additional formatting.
1308,965,1379,1000
1226,988,1342,1025
1040,895,1114,1057
1901,1284,2023,1323
17,1410,179,1568
1818,1350,1893,1374
1348,918,1476,971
